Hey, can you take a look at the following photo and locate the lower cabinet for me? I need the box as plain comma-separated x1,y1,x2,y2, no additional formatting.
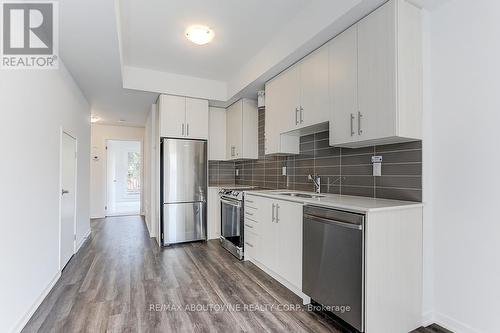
244,195,303,291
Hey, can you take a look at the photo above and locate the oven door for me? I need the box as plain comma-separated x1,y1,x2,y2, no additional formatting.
220,197,242,245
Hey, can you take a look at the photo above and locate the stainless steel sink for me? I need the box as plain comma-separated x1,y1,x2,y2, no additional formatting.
278,192,325,199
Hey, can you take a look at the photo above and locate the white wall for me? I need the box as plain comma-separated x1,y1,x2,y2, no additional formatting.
0,62,90,332
427,1,500,332
90,124,144,218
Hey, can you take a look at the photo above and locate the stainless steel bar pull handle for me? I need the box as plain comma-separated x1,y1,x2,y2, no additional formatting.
272,203,276,222
276,204,280,222
295,107,299,125
186,123,190,136
350,114,355,136
300,107,304,123
358,112,363,135
181,123,185,136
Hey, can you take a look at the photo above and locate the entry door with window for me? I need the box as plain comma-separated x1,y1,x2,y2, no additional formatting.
106,140,141,216
60,132,76,269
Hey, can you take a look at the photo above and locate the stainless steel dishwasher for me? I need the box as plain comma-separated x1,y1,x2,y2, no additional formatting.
303,205,365,332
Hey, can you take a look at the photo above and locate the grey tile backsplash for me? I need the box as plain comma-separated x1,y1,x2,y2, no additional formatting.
209,109,422,202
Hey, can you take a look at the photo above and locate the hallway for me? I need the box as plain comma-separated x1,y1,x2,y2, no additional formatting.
21,216,446,333
22,216,344,332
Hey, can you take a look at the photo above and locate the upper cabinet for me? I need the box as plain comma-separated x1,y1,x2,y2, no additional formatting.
159,94,209,140
329,0,422,147
265,0,422,150
264,68,300,155
299,46,330,128
208,107,226,160
264,45,329,155
226,99,258,160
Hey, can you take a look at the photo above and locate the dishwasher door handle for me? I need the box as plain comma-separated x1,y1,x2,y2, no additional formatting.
304,214,363,230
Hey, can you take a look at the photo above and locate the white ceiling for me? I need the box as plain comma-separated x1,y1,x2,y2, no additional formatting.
119,0,308,81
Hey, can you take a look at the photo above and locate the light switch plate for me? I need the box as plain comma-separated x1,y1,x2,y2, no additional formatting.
235,169,239,176
282,166,287,176
373,163,382,177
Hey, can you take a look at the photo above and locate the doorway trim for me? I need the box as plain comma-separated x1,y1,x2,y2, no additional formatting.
105,139,143,217
58,128,78,271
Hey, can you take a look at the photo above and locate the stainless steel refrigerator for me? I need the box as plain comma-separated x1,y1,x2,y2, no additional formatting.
160,138,207,246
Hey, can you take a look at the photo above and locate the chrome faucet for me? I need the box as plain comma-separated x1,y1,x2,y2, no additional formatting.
308,174,321,194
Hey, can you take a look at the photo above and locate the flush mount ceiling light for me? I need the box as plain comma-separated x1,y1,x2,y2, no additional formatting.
185,25,214,45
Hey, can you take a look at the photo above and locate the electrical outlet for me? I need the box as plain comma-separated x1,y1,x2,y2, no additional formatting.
282,166,287,176
373,163,382,177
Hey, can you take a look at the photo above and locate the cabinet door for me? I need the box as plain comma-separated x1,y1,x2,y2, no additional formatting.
226,101,243,159
264,80,281,155
208,107,226,160
329,25,359,146
258,199,277,269
264,68,300,155
300,45,330,128
358,0,397,141
241,99,258,159
159,95,186,138
185,98,209,140
274,200,303,288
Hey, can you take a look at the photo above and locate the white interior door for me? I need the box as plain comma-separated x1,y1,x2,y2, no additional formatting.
106,140,142,216
60,132,76,270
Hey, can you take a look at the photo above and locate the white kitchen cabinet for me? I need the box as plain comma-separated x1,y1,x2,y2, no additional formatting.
264,45,329,155
329,0,422,147
159,95,185,138
264,69,300,155
299,46,330,128
244,195,303,292
207,188,221,240
208,107,226,160
185,98,209,139
159,94,209,139
329,24,358,145
226,99,258,160
273,200,303,288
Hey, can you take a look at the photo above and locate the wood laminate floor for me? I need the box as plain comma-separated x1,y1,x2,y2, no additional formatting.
22,216,450,333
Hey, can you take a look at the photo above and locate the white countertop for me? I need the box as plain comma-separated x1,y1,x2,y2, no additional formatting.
246,190,423,213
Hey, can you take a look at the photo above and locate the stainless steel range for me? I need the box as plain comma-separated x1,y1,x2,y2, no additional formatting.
219,187,255,260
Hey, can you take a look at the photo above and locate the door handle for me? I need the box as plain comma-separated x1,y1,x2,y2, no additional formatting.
271,203,275,222
350,113,355,136
276,204,280,223
181,123,185,136
61,189,69,196
295,107,299,125
358,112,363,135
187,123,190,136
300,107,304,123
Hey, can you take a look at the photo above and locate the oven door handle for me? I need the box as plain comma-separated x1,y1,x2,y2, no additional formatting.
220,197,242,208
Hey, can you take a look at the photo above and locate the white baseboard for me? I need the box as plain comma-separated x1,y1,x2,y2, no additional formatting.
12,271,61,333
76,229,91,252
431,312,481,333
421,311,435,327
